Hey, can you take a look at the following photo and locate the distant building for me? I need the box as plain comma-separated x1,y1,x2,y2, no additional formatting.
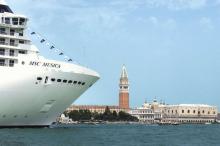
66,105,123,114
217,113,220,121
129,102,155,124
162,104,218,124
130,98,218,124
57,114,73,124
66,65,130,114
130,98,163,123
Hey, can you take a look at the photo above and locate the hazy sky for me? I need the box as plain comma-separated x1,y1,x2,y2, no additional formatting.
7,0,220,108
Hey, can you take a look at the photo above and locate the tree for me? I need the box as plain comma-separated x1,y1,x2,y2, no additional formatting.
119,111,139,121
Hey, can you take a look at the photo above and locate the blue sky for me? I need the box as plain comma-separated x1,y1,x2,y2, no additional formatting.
7,0,220,108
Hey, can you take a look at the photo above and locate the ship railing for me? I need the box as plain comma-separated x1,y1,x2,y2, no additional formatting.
0,23,26,29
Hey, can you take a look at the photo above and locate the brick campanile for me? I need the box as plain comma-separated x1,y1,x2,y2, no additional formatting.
119,65,129,109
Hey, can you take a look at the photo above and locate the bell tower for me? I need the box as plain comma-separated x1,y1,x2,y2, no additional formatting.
119,65,129,109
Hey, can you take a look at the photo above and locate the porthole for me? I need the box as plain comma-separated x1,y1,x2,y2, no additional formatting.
51,78,55,82
21,61,25,65
82,82,86,85
14,115,17,118
68,80,73,84
78,82,82,85
63,80,67,83
37,77,42,81
73,81,77,84
57,79,61,82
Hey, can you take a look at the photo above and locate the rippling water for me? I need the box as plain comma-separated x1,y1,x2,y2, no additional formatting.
0,124,219,146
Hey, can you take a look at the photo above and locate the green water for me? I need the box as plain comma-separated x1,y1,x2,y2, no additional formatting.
0,124,219,146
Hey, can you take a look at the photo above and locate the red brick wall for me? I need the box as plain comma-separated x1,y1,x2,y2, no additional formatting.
119,92,129,109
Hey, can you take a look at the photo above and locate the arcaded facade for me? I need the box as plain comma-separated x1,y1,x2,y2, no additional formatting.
162,104,218,123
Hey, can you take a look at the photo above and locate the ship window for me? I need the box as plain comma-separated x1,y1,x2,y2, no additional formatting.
0,48,5,55
63,80,67,83
0,59,5,66
78,82,82,85
45,76,49,84
5,17,10,24
19,50,26,54
68,80,73,84
0,28,6,34
51,78,55,82
82,82,86,85
19,18,25,25
73,81,77,84
12,18,18,25
19,32,23,36
57,79,61,82
0,5,13,13
10,29,15,36
9,60,14,67
37,77,42,81
0,38,5,45
182,110,184,113
19,40,24,44
10,50,14,56
10,39,15,46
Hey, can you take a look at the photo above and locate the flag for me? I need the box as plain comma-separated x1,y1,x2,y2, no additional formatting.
40,39,45,43
50,46,55,49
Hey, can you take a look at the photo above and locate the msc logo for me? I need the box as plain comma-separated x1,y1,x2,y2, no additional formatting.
29,61,61,68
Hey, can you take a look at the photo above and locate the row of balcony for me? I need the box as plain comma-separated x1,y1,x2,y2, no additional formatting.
0,59,15,67
0,30,24,37
1,17,26,28
0,41,18,47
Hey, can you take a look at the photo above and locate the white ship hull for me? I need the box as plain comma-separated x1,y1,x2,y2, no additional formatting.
0,0,100,127
0,61,99,127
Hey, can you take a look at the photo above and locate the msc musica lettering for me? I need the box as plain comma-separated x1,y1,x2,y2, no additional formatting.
29,61,61,68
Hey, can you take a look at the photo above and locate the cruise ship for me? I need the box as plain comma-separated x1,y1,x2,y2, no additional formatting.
0,0,99,127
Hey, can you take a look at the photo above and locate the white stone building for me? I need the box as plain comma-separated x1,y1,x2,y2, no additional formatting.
130,100,163,123
130,103,155,123
130,98,218,124
162,104,218,124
